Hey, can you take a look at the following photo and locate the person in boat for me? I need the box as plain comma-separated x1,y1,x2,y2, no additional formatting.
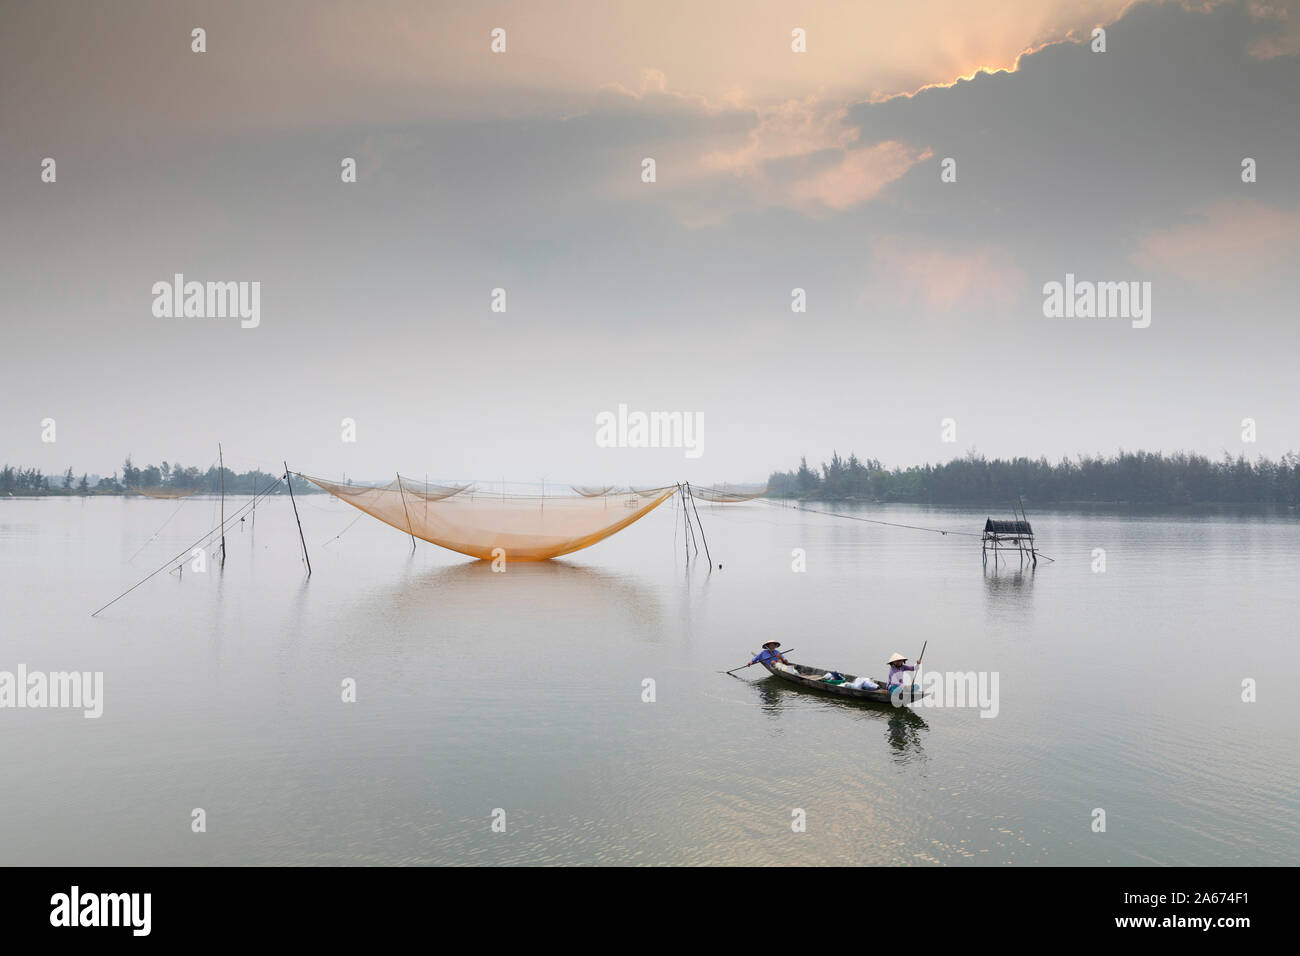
749,641,790,667
886,653,917,693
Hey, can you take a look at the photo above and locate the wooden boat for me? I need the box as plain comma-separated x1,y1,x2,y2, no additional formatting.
761,661,929,706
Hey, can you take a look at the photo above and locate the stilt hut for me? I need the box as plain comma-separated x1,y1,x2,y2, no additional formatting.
982,517,1036,567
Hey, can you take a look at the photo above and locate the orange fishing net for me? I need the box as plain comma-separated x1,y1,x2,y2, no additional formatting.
570,485,615,497
132,487,198,499
691,484,768,502
301,475,678,561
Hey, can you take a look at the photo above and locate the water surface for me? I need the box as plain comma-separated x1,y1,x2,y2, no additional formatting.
1,494,1296,865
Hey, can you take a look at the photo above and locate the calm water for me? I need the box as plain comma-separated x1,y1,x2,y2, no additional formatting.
1,494,1297,865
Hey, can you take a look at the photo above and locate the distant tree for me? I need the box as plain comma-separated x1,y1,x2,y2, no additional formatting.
62,467,74,490
771,449,1300,507
77,473,89,494
795,456,819,495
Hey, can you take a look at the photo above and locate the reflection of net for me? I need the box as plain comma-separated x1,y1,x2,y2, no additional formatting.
132,487,198,499
571,485,615,497
302,475,677,561
691,484,768,502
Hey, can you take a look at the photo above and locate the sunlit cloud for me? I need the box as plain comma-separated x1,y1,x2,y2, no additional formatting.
862,238,1029,315
698,99,929,213
1246,0,1300,58
1133,200,1300,287
789,142,933,210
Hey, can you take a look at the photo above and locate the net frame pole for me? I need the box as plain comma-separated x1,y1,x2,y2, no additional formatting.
285,462,311,577
397,474,417,552
686,482,713,570
218,443,226,566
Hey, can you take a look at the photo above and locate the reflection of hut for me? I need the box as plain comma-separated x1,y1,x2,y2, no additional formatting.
982,518,1036,567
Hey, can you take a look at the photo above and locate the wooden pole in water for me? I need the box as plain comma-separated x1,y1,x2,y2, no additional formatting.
681,484,699,556
284,462,311,577
396,473,416,552
218,443,226,566
1019,495,1037,567
683,485,690,561
676,484,690,562
685,482,714,569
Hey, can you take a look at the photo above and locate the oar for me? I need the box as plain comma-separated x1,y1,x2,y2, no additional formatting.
724,647,796,674
905,640,928,698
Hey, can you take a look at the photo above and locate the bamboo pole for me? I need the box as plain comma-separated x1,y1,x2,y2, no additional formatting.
684,486,690,561
682,484,699,556
284,462,311,576
1019,495,1037,566
218,443,226,566
685,482,714,569
396,473,416,552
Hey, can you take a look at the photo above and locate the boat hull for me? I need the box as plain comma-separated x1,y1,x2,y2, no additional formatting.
761,661,928,706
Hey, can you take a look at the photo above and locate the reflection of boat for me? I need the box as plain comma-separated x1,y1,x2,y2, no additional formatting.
761,661,929,706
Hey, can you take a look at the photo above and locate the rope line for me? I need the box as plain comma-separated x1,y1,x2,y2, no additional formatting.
760,498,1055,560
125,496,192,563
90,476,284,617
765,500,982,537
321,512,366,549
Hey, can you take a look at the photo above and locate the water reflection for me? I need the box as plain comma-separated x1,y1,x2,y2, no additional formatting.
337,557,667,649
983,564,1035,589
983,564,1035,620
744,674,928,760
273,576,314,676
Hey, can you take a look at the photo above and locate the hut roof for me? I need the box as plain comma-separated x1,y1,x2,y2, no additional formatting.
984,518,1033,535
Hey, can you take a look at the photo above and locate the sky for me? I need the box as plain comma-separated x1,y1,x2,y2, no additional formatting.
2,0,1298,485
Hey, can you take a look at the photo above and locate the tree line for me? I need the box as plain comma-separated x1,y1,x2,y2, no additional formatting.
0,457,314,496
767,450,1300,506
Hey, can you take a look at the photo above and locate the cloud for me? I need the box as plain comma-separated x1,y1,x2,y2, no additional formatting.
1133,199,1300,287
698,98,931,212
863,238,1029,314
790,142,933,210
1247,1,1300,58
701,99,856,175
